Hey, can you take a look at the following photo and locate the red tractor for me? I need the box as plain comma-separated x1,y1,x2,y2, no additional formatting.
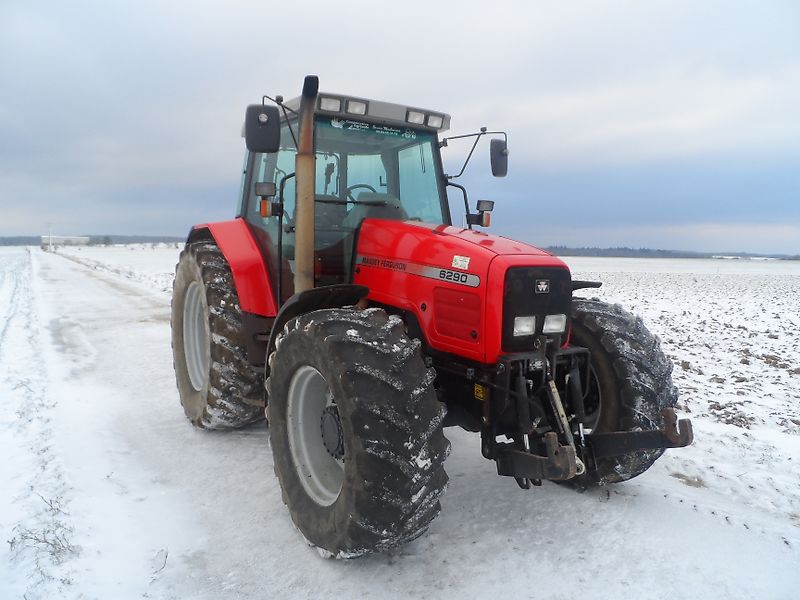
171,76,692,558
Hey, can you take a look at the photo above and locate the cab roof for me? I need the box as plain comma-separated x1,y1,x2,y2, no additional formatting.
282,92,451,133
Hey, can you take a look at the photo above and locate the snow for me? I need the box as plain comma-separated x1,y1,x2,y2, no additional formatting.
1,246,799,599
56,243,181,294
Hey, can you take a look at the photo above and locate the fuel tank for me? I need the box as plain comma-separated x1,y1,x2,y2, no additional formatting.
353,220,571,364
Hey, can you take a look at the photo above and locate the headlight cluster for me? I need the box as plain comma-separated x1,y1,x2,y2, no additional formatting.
513,316,536,336
319,96,368,115
406,110,444,128
512,314,566,336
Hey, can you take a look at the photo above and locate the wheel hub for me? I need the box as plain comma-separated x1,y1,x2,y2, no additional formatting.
320,406,344,459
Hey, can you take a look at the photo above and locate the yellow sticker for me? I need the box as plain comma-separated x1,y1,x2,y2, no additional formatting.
474,383,488,401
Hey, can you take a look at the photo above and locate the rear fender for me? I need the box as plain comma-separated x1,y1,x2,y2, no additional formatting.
187,218,278,317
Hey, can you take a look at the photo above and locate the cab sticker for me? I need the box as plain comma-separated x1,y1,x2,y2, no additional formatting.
451,255,471,270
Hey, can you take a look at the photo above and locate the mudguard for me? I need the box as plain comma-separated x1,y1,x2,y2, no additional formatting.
263,284,369,377
187,218,278,317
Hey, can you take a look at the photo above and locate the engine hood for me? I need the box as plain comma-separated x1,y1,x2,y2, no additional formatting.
353,219,570,364
355,219,568,267
415,222,554,256
353,219,571,364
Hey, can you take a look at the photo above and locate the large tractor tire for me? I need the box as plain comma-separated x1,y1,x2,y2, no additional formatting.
569,298,678,487
171,241,264,429
266,307,450,558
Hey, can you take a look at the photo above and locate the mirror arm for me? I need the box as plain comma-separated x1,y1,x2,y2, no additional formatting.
446,181,473,230
262,94,298,115
281,106,298,150
262,93,299,149
441,129,508,180
446,128,485,180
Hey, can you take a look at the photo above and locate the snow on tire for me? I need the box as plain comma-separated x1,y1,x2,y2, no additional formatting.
171,241,264,429
569,298,678,486
266,307,450,558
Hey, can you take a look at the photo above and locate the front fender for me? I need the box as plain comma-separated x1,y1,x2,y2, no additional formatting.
264,284,369,377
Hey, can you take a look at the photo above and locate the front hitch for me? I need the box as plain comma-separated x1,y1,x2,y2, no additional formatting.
492,408,692,482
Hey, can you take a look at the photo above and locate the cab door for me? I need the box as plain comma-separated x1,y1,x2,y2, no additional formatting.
240,125,298,305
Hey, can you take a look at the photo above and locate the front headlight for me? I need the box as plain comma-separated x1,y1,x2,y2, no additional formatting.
513,316,536,336
542,314,567,334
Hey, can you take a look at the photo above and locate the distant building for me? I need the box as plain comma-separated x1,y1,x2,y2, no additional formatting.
40,235,90,250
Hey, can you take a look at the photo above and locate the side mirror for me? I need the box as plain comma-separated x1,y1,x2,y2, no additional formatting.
490,138,508,177
245,105,281,153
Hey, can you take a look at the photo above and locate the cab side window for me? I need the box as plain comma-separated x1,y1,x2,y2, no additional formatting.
274,144,297,215
244,152,271,226
246,129,298,228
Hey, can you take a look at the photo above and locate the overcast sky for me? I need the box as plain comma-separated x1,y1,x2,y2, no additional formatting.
1,0,798,253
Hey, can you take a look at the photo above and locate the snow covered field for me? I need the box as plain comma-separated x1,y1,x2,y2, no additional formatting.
1,244,798,599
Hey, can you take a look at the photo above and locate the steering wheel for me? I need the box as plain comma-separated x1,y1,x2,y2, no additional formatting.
345,184,378,203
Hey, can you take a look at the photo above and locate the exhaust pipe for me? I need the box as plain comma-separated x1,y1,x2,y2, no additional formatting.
294,75,319,293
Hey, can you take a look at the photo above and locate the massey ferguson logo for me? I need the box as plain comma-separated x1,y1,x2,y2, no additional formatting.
535,279,550,294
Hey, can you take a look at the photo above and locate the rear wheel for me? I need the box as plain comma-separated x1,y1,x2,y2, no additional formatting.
171,241,264,429
569,298,678,486
267,307,450,558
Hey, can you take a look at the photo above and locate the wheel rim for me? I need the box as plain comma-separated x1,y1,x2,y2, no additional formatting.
287,366,345,507
183,281,209,392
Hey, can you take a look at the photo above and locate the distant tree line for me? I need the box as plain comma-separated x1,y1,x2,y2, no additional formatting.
545,246,800,260
545,246,706,258
0,236,41,246
0,235,184,246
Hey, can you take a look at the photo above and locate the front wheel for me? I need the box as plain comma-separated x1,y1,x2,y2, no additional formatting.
266,308,450,558
569,298,678,487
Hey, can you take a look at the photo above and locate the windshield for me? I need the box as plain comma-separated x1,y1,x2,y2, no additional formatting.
314,116,448,224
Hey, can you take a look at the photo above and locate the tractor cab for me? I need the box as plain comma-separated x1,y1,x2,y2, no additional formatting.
240,96,453,302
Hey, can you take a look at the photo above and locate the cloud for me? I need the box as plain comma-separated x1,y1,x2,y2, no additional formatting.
503,65,800,166
0,0,798,253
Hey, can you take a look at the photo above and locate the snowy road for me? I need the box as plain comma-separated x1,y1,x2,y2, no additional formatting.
1,246,798,599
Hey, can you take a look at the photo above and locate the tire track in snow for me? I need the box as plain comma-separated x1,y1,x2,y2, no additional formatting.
30,248,208,598
0,249,77,598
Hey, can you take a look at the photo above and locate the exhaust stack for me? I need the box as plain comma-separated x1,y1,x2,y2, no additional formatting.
294,75,319,293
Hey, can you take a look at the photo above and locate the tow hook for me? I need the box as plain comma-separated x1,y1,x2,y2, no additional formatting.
584,408,694,459
661,408,694,447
